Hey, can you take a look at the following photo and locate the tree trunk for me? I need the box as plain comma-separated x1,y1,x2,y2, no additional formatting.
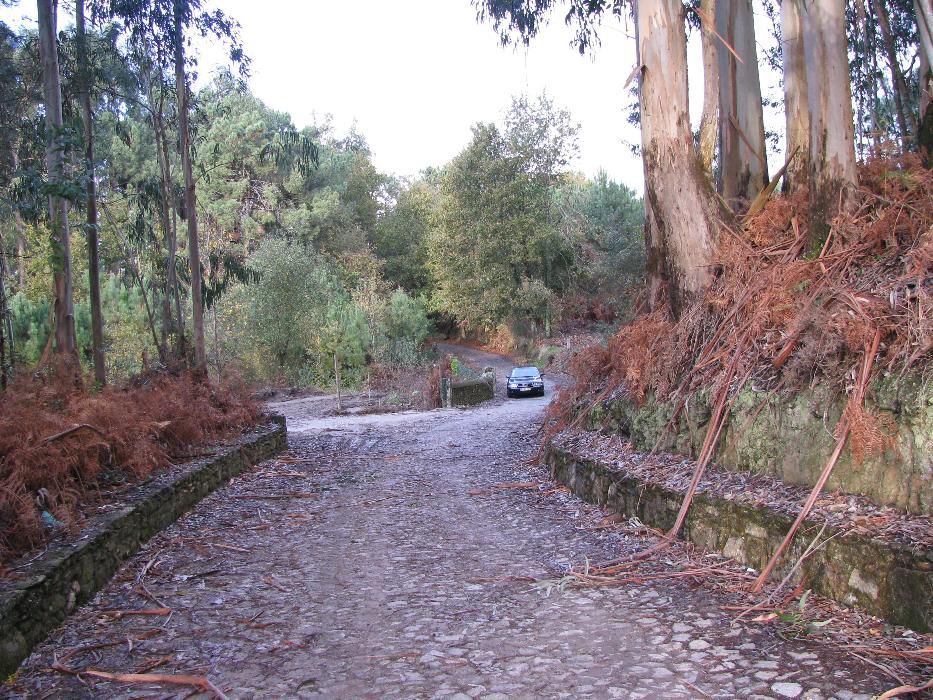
698,0,719,178
37,0,78,360
873,0,914,148
917,0,933,163
149,70,181,362
781,0,809,192
76,0,106,385
0,231,11,388
173,0,206,371
802,0,858,247
635,0,729,317
716,0,768,207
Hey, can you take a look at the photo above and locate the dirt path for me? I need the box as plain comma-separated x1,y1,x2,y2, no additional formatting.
5,347,886,699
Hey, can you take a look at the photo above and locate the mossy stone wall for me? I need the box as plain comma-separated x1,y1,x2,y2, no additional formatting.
587,374,932,513
547,444,933,632
0,418,287,679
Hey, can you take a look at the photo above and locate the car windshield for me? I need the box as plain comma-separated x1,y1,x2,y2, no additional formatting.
510,367,540,379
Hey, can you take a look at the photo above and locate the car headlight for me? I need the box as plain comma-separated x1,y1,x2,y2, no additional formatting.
532,380,543,386
508,382,518,388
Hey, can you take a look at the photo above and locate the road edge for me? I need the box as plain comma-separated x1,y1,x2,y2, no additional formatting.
0,416,287,679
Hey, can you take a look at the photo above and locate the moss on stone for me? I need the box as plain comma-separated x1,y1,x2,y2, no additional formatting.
545,442,932,632
592,373,931,513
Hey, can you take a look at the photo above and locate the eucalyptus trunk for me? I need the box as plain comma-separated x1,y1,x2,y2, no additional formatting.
150,71,183,362
635,0,729,316
76,0,106,385
781,0,809,192
802,0,858,246
716,0,768,207
173,0,207,371
37,0,78,360
872,0,914,148
0,232,11,388
698,0,719,177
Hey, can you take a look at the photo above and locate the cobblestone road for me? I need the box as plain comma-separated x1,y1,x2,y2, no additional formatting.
5,355,889,698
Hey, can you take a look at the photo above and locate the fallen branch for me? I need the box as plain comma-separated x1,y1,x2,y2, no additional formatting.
229,492,318,500
209,543,251,553
57,639,125,664
467,575,538,584
41,423,107,444
878,680,933,699
845,646,933,664
81,670,227,699
631,348,752,563
100,607,171,619
745,146,799,218
752,329,881,592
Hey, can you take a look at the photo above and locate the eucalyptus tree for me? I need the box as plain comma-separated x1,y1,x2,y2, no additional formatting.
105,0,247,372
872,0,916,147
75,0,105,383
802,0,858,245
917,0,932,160
171,0,206,369
37,0,78,361
696,0,718,177
780,0,809,191
478,1,730,316
716,0,768,205
0,231,10,387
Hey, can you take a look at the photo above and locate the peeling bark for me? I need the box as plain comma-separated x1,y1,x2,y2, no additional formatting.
802,0,858,247
698,0,719,178
781,0,809,192
716,0,768,207
635,0,731,317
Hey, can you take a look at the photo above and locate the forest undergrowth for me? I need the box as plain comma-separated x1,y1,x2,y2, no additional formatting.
544,155,932,580
0,369,261,568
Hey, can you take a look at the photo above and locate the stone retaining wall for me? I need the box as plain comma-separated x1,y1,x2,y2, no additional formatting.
546,443,932,633
587,374,932,513
0,418,287,678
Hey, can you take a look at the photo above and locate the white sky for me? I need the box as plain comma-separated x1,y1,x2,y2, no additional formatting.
1,1,786,193
202,0,646,188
